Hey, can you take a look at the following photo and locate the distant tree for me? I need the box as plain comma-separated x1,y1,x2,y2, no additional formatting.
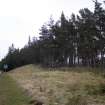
28,36,31,47
94,0,105,66
77,8,97,66
1,0,105,70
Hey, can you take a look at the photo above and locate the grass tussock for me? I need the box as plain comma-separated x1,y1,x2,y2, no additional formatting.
9,64,105,105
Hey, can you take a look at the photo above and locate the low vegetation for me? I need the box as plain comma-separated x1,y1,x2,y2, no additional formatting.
0,74,31,105
9,64,105,105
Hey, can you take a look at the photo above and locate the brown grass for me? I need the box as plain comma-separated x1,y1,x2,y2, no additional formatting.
8,64,105,105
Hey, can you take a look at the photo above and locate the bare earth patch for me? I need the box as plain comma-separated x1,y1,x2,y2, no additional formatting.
9,65,105,105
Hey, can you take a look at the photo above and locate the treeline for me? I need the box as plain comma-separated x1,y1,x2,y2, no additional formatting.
1,0,105,71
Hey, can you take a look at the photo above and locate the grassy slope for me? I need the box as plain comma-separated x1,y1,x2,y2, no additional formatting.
0,74,31,105
9,65,105,105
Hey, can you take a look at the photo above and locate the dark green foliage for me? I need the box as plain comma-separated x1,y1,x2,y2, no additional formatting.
1,0,105,70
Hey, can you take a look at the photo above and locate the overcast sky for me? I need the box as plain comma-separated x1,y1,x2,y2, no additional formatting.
0,0,101,60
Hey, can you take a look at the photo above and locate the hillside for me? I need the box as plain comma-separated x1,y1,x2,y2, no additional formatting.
9,65,105,105
0,74,31,105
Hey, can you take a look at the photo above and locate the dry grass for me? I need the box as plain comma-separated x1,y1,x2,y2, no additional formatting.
8,64,105,105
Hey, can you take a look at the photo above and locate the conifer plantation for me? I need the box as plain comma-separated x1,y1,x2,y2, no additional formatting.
1,0,105,70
